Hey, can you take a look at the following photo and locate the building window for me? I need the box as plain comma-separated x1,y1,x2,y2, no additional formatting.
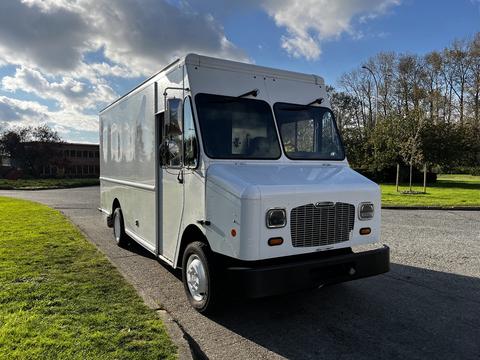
95,151,99,158
76,150,82,157
83,151,88,158
89,151,94,158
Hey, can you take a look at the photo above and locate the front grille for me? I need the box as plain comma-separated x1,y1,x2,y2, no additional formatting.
290,202,355,247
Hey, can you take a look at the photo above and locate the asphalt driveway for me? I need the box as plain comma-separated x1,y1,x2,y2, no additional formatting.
1,186,479,360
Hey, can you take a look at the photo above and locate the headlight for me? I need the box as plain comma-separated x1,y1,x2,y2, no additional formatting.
359,202,374,220
266,208,287,228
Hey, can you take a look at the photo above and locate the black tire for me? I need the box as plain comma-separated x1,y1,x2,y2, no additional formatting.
182,241,218,314
112,207,128,247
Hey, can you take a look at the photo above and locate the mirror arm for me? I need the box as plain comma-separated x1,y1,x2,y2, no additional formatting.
163,87,190,97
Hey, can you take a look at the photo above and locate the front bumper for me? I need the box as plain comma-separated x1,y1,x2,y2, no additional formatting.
225,245,389,298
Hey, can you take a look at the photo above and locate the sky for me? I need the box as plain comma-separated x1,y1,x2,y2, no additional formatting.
0,0,479,144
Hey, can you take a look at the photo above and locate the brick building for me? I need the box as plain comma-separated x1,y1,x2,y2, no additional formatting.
25,142,100,177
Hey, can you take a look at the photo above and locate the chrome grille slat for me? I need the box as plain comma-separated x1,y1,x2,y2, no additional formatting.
290,202,355,247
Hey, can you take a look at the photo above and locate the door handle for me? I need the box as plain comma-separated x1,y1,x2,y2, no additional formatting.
177,169,184,184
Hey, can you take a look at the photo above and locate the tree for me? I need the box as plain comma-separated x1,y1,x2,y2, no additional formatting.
0,127,30,169
467,33,480,127
443,40,472,123
31,124,62,143
0,125,62,176
331,32,480,175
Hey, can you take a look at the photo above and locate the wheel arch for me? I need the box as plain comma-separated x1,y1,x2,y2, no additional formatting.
175,224,209,268
112,198,121,213
107,198,121,228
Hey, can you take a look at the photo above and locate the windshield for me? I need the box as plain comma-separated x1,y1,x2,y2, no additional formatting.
195,93,281,159
273,103,345,160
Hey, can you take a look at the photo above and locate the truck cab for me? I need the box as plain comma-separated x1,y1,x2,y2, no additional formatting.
99,54,389,313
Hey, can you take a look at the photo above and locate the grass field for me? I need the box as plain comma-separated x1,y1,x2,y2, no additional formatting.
0,178,99,190
0,197,176,359
381,174,480,207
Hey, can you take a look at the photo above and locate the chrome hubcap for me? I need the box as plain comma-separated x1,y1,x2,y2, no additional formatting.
186,255,207,302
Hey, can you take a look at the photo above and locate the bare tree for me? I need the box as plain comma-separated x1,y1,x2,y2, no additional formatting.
467,33,480,127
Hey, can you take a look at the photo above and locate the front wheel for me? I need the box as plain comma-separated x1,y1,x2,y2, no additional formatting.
182,241,218,314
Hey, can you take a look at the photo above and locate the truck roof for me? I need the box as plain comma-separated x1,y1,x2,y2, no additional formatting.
100,53,325,114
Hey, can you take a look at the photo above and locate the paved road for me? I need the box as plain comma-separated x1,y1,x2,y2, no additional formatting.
1,187,479,360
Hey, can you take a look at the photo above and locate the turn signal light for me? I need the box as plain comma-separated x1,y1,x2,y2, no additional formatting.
360,227,371,235
268,237,284,246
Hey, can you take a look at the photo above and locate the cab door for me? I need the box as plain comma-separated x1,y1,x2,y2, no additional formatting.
160,98,184,261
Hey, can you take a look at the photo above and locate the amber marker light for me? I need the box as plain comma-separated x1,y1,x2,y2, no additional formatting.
268,237,284,246
360,227,371,235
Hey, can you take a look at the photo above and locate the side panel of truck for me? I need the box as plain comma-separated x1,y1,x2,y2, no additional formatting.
99,84,157,252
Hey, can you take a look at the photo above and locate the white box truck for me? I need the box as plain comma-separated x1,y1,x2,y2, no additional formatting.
99,54,389,313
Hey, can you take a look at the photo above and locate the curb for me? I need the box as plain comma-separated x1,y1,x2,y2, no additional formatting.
0,184,99,191
382,206,480,211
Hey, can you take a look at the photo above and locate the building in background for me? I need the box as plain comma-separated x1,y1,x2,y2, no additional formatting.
20,142,100,178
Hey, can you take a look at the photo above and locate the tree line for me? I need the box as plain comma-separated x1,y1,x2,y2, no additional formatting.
329,32,480,179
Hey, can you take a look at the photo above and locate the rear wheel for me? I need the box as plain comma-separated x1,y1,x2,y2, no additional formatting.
182,241,218,314
113,207,128,247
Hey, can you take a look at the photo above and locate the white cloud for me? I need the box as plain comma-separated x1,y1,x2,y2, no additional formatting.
261,0,400,60
0,0,248,142
0,0,247,77
281,34,321,60
2,66,116,111
83,0,248,76
0,1,90,72
0,96,49,124
0,95,99,141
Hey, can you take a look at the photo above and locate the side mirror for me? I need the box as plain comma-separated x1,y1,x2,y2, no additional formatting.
160,98,183,167
165,98,182,135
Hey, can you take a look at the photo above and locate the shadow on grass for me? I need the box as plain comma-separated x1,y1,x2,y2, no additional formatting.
207,263,479,360
432,181,480,190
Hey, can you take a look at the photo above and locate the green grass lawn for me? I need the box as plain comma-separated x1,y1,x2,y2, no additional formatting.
0,197,176,359
0,178,99,190
381,174,480,207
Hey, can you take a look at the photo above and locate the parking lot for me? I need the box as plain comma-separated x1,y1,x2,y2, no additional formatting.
1,187,479,360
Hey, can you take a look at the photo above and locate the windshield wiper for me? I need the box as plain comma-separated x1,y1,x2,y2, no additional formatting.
238,88,259,98
307,97,323,106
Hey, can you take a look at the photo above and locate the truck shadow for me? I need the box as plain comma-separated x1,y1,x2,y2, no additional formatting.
123,237,157,259
209,263,480,360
